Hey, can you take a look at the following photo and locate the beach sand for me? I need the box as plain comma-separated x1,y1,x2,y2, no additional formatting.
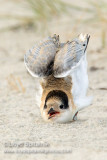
0,0,107,159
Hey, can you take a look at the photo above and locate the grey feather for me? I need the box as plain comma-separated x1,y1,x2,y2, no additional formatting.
54,34,90,78
24,35,60,77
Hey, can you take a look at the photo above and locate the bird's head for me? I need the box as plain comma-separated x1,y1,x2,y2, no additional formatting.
40,90,77,123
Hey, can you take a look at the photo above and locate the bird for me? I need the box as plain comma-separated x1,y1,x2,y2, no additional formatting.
24,34,92,123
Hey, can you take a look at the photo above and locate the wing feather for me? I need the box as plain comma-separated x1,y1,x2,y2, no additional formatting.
54,34,90,78
24,35,60,77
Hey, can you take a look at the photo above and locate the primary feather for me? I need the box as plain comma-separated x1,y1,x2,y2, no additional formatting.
53,34,90,78
24,34,60,77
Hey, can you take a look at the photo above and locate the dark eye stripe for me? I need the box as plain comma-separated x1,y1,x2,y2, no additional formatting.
44,104,47,109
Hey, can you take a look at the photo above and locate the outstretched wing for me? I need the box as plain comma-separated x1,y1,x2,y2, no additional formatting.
54,34,90,78
24,35,60,78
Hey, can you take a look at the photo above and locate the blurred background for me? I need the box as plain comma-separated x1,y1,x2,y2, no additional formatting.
0,0,107,46
0,1,107,159
0,0,107,93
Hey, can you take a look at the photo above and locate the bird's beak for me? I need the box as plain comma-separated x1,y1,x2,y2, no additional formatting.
48,108,55,114
48,108,60,119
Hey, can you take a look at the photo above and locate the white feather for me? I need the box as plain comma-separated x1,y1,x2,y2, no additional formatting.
71,52,92,111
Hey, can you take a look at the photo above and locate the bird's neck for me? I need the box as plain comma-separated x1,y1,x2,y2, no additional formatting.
40,75,75,110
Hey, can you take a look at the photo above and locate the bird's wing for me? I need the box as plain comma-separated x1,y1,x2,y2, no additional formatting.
24,35,60,78
53,34,90,78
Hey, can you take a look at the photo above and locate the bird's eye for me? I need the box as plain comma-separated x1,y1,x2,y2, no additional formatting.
44,104,47,109
59,105,64,109
83,44,85,46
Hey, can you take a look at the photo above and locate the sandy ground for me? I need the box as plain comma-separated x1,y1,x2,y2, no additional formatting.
0,0,107,159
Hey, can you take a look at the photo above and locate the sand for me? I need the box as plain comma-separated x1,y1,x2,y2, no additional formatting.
0,0,107,159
